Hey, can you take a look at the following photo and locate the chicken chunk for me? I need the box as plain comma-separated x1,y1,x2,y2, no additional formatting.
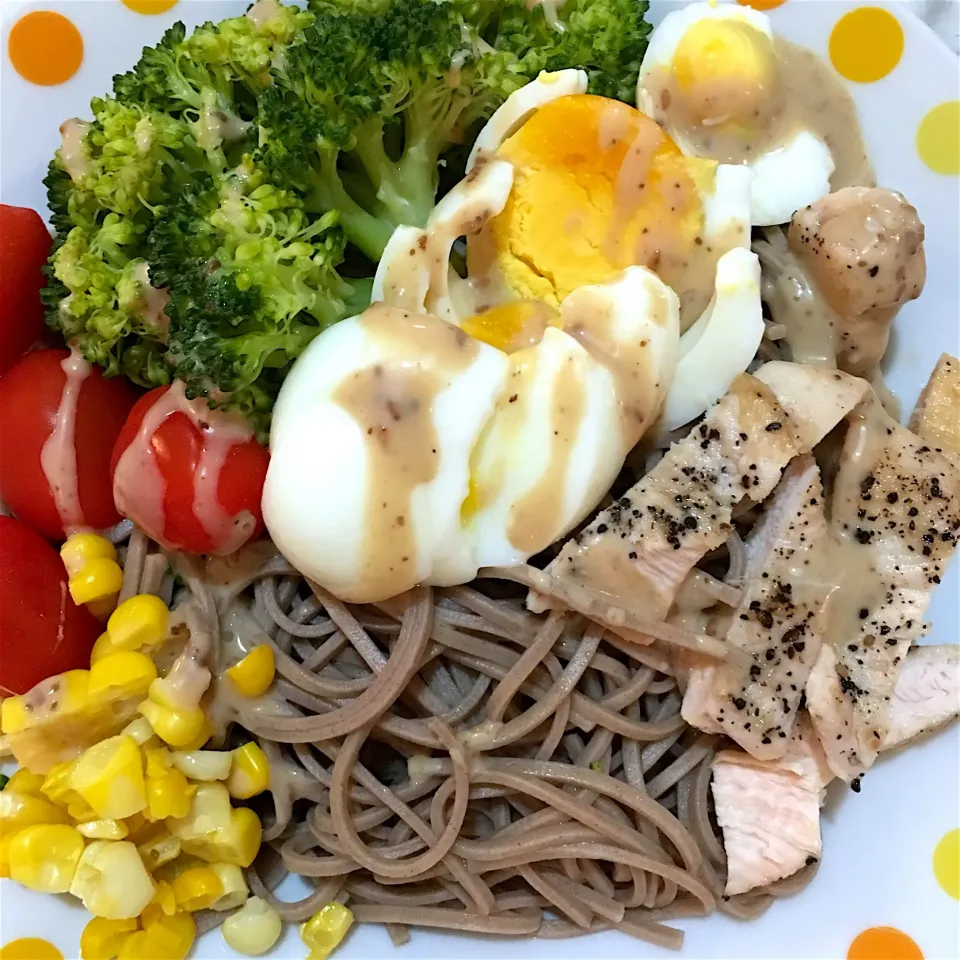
711,718,831,897
788,187,926,376
805,399,960,781
910,353,960,467
531,364,866,627
682,457,830,759
881,644,960,750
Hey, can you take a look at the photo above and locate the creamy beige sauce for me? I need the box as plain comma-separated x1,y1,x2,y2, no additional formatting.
59,119,91,183
113,381,257,555
563,284,668,448
40,348,92,535
132,262,171,337
336,306,477,600
246,0,282,29
197,105,252,152
507,353,586,552
649,38,874,190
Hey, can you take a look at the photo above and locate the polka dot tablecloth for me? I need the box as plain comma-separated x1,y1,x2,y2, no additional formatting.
0,2,957,960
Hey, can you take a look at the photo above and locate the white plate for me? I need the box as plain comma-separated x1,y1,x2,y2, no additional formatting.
1,2,957,958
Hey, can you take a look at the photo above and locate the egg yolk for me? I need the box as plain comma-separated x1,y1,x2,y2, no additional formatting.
671,18,776,129
460,300,560,354
488,94,711,306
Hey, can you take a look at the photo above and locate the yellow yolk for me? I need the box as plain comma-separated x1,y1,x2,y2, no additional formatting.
671,18,776,129
460,300,560,354
488,94,710,306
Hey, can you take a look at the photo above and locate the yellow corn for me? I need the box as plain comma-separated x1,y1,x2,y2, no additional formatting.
90,633,119,665
144,747,172,778
70,839,156,919
170,749,232,782
77,819,129,840
40,760,79,807
80,917,138,960
0,790,70,830
301,903,354,960
145,768,194,821
227,742,270,800
61,533,117,578
70,735,146,820
226,646,275,698
0,833,16,878
135,826,182,871
107,596,169,652
8,823,85,892
139,696,206,749
125,910,195,960
120,718,156,747
88,652,157,700
4,769,44,795
167,783,262,867
166,782,232,836
209,862,249,911
69,557,124,606
178,718,213,752
145,879,178,918
68,796,101,822
172,864,224,911
221,896,283,956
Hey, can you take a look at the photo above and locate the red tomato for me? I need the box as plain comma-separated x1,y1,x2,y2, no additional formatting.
0,516,102,695
111,386,269,555
0,349,138,540
0,204,51,375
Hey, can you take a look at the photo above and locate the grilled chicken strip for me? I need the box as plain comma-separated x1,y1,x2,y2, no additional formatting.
532,364,866,627
682,456,829,759
910,353,960,468
805,399,960,781
881,645,960,750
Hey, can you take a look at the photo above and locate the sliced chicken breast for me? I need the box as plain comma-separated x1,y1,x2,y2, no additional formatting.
880,644,959,750
711,718,831,897
682,456,830,759
910,353,960,467
531,365,867,627
805,399,960,781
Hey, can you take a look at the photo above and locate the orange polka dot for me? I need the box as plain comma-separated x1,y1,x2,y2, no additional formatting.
7,11,83,86
917,102,960,176
0,940,64,960
737,0,788,10
120,0,180,13
933,827,960,899
829,8,903,83
848,927,924,960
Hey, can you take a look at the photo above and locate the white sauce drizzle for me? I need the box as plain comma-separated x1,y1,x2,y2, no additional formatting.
59,119,92,183
132,262,171,337
40,348,92,535
246,0,282,29
113,381,257,555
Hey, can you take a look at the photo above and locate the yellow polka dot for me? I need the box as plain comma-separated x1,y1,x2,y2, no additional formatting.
917,102,960,176
120,0,180,13
0,940,64,960
737,0,788,10
7,11,83,86
934,827,960,899
829,7,904,83
848,927,924,960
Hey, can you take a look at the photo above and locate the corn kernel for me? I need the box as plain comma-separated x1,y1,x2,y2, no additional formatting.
170,749,232,782
166,782,232,837
90,633,119,666
301,903,354,960
133,910,195,960
88,597,118,620
227,742,270,800
107,596,169,652
135,825,182,871
68,797,101,822
70,736,146,820
144,747,172,778
77,819,129,840
221,896,283,956
70,840,155,919
120,718,156,747
4,769,44,795
88,653,157,701
69,558,124,606
145,768,194,821
145,879,177,918
172,865,224,911
61,534,116,578
226,646,275,698
209,862,249,911
80,917,138,960
181,806,262,868
178,718,213,752
8,823,85,892
138,698,206,749
0,790,70,831
40,760,79,807
0,832,16,878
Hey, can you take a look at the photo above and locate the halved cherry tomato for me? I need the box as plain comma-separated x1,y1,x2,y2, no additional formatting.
0,516,101,695
0,349,138,540
0,204,51,375
110,386,269,555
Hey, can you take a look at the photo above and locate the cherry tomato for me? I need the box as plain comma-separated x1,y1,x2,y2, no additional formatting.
0,516,101,695
111,386,269,555
0,204,51,375
0,349,138,540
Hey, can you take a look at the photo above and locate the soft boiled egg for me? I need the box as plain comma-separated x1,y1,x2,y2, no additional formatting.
636,1,834,226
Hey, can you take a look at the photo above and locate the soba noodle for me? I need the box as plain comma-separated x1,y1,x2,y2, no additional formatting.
109,526,818,951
